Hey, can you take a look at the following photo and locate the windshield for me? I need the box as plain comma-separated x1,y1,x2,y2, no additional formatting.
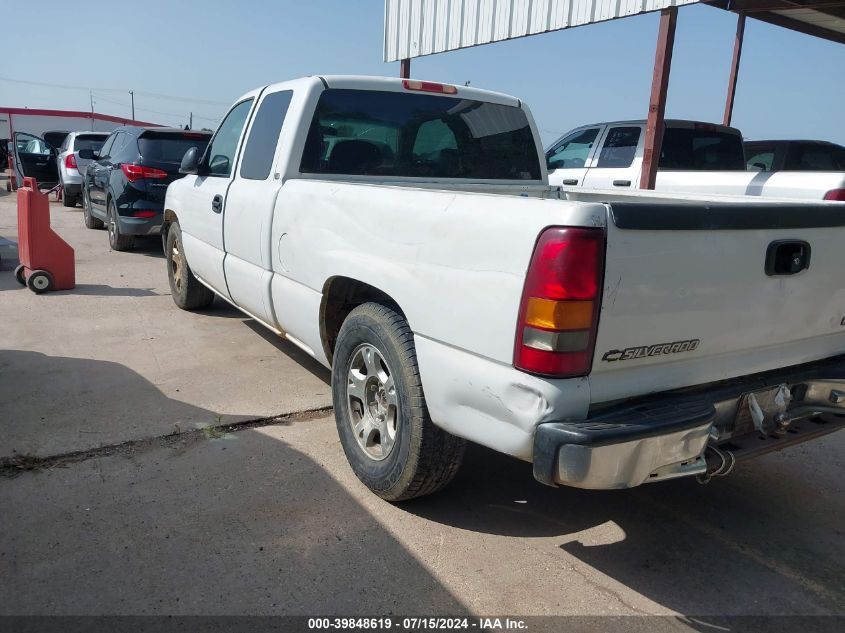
138,132,211,164
301,88,541,180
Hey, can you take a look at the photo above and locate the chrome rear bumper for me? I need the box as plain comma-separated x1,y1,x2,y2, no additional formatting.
533,360,845,490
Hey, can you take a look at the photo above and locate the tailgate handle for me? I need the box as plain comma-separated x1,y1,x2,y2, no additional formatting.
765,240,811,276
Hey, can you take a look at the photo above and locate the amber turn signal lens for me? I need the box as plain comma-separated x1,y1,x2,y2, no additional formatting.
524,298,593,331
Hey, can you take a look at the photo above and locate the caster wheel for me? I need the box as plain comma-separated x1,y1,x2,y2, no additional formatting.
27,270,54,294
14,264,27,286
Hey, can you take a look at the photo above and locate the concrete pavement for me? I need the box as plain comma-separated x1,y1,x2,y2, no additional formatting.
1,182,843,622
0,186,332,458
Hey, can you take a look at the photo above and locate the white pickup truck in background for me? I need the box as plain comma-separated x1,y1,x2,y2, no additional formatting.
163,76,845,501
547,120,845,201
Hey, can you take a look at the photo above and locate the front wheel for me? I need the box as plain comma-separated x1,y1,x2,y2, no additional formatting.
166,221,214,310
332,302,465,501
27,270,53,294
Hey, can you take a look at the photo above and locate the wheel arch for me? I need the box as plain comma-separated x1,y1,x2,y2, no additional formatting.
319,276,407,366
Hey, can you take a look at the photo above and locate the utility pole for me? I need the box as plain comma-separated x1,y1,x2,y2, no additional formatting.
89,91,95,130
129,91,135,120
189,112,193,130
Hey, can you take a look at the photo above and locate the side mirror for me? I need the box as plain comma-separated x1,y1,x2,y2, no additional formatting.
751,162,767,172
179,147,200,174
78,148,97,160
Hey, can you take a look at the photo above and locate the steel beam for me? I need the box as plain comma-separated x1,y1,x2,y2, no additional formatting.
400,58,411,79
640,7,678,191
723,14,746,127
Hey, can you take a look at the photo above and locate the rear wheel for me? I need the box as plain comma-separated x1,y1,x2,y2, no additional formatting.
107,200,134,251
166,221,214,310
62,192,76,207
332,302,465,501
14,264,27,286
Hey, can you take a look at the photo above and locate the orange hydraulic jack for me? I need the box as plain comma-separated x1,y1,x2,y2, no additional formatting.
14,177,76,293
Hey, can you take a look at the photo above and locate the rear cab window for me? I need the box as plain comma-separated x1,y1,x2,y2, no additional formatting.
784,142,845,171
660,126,746,171
139,131,211,165
300,89,541,180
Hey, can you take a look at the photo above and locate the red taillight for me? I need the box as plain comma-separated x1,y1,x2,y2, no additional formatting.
402,79,458,95
132,210,158,218
64,154,77,169
514,227,605,378
824,189,845,201
121,164,168,182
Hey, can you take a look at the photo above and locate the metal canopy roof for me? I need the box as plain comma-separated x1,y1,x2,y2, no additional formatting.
708,1,845,45
383,0,698,62
384,0,845,62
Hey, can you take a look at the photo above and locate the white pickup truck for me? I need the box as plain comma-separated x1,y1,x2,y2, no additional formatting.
163,76,845,501
546,120,845,201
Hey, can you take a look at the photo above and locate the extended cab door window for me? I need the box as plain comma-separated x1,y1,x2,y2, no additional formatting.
595,126,641,168
204,100,253,177
239,90,293,180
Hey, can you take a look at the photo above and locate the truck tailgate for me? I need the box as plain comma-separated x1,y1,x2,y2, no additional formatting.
590,201,845,403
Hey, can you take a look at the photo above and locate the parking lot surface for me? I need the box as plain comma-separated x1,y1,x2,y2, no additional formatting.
1,183,843,623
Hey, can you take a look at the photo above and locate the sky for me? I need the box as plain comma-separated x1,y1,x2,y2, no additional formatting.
2,0,844,145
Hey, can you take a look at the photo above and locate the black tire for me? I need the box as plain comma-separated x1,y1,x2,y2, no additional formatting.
26,270,53,294
82,189,104,229
166,221,214,310
107,200,134,251
14,264,27,286
332,302,465,501
61,189,76,207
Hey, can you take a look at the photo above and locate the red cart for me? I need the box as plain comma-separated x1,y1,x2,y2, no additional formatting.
14,177,75,293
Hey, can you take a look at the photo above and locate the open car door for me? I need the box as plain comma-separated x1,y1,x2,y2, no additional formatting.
13,132,59,188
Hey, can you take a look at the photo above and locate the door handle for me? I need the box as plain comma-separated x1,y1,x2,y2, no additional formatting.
613,180,632,187
211,194,223,213
561,179,579,186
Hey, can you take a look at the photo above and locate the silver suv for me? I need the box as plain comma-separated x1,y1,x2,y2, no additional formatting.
57,131,109,207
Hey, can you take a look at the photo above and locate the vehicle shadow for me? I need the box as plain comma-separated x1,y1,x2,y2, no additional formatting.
131,236,166,258
53,284,161,297
403,442,845,617
243,319,332,385
0,351,468,616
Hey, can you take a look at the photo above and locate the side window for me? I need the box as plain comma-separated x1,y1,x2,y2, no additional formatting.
98,134,116,160
596,126,641,168
546,128,599,169
240,91,293,180
746,146,775,171
104,133,126,160
206,99,254,177
111,132,133,161
785,143,839,171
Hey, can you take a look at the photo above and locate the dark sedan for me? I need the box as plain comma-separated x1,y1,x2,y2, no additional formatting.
81,126,211,251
